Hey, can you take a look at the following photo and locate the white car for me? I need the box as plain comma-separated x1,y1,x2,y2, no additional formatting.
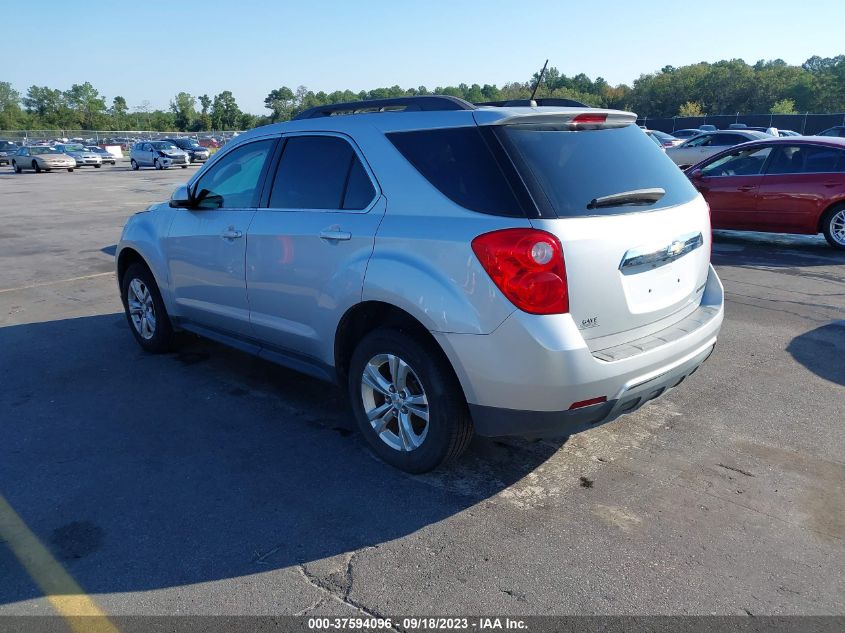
666,130,771,168
129,141,190,170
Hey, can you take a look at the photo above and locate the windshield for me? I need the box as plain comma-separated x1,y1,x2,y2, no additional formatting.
497,123,698,217
63,144,86,152
151,142,177,150
173,139,200,149
30,147,60,155
0,141,16,150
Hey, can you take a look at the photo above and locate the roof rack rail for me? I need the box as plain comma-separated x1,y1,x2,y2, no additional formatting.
476,98,589,108
293,95,477,120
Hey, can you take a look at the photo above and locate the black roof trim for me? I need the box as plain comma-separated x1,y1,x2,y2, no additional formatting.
293,95,477,120
476,98,589,108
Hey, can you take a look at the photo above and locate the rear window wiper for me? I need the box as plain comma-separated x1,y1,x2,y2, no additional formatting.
587,188,665,210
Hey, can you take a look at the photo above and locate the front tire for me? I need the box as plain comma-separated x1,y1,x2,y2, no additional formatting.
348,328,473,473
154,159,162,170
33,160,41,173
130,159,139,170
822,204,845,250
94,164,101,168
120,262,176,353
68,168,74,172
13,161,21,173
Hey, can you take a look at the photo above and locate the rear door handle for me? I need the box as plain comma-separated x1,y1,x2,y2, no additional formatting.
737,185,755,192
221,228,243,240
320,228,352,242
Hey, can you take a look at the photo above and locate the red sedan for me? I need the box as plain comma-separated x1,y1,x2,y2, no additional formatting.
686,137,845,249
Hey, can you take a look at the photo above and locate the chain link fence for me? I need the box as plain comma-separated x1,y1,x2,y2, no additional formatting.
0,129,244,149
636,112,845,135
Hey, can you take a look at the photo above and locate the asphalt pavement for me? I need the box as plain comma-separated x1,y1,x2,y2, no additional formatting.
0,164,843,616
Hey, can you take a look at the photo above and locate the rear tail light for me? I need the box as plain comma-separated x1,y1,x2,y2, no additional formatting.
471,228,569,315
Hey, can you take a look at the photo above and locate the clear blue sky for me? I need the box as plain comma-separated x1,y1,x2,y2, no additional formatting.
3,0,841,113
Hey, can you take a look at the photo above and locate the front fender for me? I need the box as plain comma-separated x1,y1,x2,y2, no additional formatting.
116,205,176,310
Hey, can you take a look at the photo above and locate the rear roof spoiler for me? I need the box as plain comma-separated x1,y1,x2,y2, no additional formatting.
475,98,589,108
474,109,638,129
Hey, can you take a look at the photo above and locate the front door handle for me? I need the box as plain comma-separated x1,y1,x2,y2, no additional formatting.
737,185,755,192
319,227,352,242
221,228,243,240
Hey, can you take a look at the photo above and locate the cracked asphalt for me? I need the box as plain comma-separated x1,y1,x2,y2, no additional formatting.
1,166,843,616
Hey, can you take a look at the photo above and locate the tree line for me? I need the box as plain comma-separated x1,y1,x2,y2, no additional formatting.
1,54,843,132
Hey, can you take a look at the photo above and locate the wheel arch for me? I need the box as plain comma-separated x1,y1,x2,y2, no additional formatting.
333,301,467,402
817,198,845,233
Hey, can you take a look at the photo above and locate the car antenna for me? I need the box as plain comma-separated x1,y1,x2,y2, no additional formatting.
529,59,549,107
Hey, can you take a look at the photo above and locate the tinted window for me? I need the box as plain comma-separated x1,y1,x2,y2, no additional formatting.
193,139,274,209
343,157,376,210
701,146,772,176
818,127,845,137
498,123,698,217
387,127,523,216
768,145,845,174
269,136,374,210
711,133,749,146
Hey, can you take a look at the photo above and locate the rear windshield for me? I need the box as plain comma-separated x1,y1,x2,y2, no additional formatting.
497,124,699,217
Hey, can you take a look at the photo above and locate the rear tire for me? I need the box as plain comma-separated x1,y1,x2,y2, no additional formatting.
68,168,74,172
13,161,21,173
822,203,845,250
130,159,139,170
33,160,40,173
180,165,188,169
94,164,101,168
154,159,162,170
348,328,473,473
120,262,176,353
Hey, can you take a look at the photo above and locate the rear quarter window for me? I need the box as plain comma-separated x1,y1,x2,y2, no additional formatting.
497,123,699,217
386,127,524,216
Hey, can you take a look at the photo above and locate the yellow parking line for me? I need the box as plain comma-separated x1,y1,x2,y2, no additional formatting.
0,272,114,294
0,494,119,633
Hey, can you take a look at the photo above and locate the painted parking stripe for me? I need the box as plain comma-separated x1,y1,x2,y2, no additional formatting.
0,494,119,633
0,272,114,294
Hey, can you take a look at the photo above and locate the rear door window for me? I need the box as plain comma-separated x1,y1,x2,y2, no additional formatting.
268,135,376,210
767,145,845,174
497,123,699,217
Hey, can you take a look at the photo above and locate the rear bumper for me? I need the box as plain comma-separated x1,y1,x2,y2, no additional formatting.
434,264,724,438
468,340,714,437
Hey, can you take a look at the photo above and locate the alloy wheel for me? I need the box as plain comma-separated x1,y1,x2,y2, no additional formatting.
830,209,845,246
127,278,157,340
360,353,429,452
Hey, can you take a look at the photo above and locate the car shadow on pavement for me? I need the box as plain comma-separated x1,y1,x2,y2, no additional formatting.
712,230,845,269
786,321,845,387
0,313,564,604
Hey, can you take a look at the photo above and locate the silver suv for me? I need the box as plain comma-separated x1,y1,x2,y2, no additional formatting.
130,141,190,170
116,96,724,472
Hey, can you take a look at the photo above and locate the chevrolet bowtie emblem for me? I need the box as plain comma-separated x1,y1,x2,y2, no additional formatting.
667,241,685,257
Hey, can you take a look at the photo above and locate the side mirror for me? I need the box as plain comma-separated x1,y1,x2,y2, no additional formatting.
689,168,703,181
169,185,194,208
